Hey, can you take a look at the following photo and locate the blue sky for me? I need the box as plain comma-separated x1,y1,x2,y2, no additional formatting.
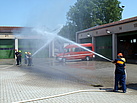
0,0,76,28
0,0,136,29
119,0,137,19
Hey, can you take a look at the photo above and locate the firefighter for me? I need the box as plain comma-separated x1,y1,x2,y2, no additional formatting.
24,52,28,64
15,49,19,65
112,53,126,93
27,52,32,66
18,50,22,65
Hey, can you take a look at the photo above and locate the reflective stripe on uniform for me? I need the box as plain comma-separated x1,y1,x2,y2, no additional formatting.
117,60,124,64
121,58,126,62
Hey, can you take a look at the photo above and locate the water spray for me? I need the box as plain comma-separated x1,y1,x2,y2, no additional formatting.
31,25,63,57
18,25,112,62
57,35,112,62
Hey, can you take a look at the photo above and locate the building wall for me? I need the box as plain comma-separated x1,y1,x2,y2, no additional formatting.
95,35,112,59
18,39,49,58
79,37,92,43
0,26,51,59
76,17,137,63
0,39,15,59
117,31,137,63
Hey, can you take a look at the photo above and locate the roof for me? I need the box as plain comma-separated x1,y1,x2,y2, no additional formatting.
0,26,23,33
77,16,137,34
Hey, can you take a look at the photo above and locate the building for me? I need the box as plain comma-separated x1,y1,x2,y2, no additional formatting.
0,26,22,58
0,26,50,59
76,16,137,63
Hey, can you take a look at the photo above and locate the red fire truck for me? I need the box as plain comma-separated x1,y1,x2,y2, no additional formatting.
56,43,94,62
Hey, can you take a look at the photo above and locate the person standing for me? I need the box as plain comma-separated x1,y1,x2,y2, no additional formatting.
18,50,22,65
24,52,28,64
27,52,32,66
15,49,19,65
112,53,126,93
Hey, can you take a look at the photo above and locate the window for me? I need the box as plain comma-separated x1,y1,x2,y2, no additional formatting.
87,47,92,51
74,48,80,52
81,47,92,51
64,48,71,53
72,48,75,52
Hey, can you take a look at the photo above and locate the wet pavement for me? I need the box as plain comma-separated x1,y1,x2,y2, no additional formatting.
0,58,137,103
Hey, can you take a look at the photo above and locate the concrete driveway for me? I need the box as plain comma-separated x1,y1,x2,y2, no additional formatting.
0,58,137,103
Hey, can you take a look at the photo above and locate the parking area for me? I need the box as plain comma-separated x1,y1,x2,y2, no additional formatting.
0,58,137,103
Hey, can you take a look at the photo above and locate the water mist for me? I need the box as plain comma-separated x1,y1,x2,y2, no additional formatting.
14,25,112,62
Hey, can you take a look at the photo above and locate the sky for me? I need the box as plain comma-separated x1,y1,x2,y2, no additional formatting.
0,0,137,29
0,0,76,29
119,0,137,19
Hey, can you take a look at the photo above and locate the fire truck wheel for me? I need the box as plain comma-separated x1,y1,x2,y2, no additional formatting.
85,56,90,61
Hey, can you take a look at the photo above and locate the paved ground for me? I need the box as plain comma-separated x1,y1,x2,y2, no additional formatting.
0,58,137,103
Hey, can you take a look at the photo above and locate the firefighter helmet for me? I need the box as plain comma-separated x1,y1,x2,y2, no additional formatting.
118,53,123,56
18,50,21,52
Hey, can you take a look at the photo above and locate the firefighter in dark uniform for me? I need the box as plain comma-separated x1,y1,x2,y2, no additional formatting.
112,53,126,93
15,50,22,65
15,49,20,65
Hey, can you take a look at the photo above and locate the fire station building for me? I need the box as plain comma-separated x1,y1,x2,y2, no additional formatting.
0,27,49,59
76,16,137,63
0,27,21,59
0,16,137,63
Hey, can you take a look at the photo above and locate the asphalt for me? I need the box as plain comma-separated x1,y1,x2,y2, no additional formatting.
0,59,137,103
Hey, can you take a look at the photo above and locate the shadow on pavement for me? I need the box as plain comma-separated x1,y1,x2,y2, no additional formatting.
99,88,113,92
99,88,124,93
127,83,137,90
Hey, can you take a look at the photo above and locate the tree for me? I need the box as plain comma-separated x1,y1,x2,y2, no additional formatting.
59,0,123,41
58,22,78,41
94,0,123,24
67,0,94,30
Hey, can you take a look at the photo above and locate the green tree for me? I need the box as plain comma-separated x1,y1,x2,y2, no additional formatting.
67,0,94,30
59,0,123,41
94,0,123,24
58,22,78,41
